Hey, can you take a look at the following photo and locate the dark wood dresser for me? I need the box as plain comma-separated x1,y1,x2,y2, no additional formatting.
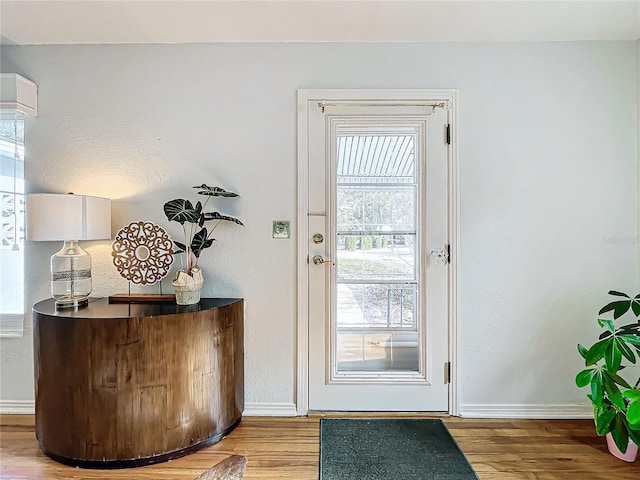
32,297,244,468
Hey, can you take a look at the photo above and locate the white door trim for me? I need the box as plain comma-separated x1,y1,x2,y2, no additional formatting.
296,89,459,416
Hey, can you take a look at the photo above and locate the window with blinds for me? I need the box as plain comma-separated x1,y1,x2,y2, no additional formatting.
0,119,25,336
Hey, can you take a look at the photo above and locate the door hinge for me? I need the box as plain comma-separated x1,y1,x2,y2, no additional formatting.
430,244,450,265
446,124,451,145
445,361,451,384
446,243,451,264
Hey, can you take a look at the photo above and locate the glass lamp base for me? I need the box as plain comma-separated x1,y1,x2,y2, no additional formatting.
55,296,89,309
51,240,93,307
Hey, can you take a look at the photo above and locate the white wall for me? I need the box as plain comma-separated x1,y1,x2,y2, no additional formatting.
0,42,637,415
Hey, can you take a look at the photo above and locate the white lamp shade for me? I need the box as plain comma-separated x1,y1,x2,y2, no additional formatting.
26,194,111,241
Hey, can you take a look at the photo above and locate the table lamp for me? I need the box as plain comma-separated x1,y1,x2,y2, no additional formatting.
26,193,111,308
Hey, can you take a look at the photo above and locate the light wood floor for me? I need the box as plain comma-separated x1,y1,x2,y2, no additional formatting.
1,414,639,479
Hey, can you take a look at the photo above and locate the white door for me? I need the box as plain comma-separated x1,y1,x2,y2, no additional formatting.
300,90,453,412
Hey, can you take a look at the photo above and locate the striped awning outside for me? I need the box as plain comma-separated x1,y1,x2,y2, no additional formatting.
337,135,414,182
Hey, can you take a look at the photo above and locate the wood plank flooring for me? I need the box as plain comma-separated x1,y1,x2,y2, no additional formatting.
1,415,638,479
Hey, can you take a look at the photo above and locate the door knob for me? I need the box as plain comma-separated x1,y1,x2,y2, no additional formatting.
313,255,334,266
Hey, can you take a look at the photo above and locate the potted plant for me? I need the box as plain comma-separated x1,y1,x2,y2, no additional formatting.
576,290,640,462
163,184,243,305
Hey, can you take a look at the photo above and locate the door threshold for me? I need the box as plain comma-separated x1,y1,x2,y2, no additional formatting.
307,411,450,418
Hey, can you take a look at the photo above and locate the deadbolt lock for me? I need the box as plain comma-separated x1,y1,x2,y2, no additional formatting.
312,233,324,244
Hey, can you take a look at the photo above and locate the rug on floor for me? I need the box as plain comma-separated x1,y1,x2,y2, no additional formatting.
320,418,478,480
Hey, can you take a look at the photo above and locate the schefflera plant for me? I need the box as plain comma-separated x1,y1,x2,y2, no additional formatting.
163,184,243,275
576,291,640,453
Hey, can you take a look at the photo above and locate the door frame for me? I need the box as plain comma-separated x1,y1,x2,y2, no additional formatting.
296,89,459,416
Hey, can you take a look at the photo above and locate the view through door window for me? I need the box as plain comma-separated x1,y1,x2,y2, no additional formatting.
335,128,419,372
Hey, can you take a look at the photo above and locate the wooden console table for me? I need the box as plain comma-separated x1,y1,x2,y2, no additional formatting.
32,297,244,468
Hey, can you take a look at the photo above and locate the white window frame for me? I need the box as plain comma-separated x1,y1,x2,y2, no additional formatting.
0,119,26,337
0,74,37,338
331,121,423,381
0,315,24,338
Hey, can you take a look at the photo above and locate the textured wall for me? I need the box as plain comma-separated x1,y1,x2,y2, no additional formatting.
0,42,637,411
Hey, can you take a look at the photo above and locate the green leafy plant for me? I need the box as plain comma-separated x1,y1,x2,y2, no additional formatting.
163,184,243,275
576,291,640,453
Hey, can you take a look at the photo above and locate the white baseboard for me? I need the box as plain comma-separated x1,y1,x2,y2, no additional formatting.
459,403,593,419
2,400,299,417
0,399,35,414
243,402,298,417
2,400,592,419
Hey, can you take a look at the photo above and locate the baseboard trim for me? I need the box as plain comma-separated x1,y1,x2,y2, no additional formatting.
459,403,594,419
243,402,298,417
0,400,35,414
2,400,593,419
2,400,299,417
3,400,299,417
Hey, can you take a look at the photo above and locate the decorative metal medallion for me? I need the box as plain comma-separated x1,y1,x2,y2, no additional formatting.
111,221,174,285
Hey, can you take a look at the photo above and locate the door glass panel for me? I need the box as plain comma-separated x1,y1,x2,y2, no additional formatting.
337,234,415,280
336,283,418,372
335,128,420,374
337,187,416,233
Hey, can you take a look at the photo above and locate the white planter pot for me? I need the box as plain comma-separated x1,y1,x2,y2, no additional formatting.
606,433,638,462
173,267,204,305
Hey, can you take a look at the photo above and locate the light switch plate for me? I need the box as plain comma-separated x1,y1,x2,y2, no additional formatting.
273,220,291,239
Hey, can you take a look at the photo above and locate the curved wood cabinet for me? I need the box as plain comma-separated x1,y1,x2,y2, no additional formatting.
33,298,244,468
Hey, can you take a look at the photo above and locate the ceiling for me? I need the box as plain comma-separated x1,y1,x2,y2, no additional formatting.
0,0,639,45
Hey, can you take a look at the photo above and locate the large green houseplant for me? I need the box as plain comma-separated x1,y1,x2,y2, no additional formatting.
576,291,640,460
163,184,242,304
